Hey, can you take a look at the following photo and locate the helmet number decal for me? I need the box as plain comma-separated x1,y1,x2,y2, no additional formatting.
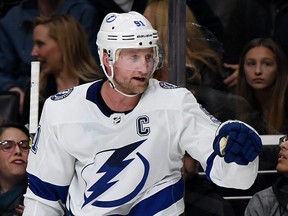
134,20,145,27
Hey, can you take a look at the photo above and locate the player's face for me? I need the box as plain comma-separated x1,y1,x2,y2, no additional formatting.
0,128,29,180
31,24,63,75
112,48,155,94
244,46,277,91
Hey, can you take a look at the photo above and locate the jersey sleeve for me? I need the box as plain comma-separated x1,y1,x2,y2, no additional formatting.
23,99,75,215
179,90,258,189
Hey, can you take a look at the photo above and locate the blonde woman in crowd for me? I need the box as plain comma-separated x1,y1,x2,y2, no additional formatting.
21,14,103,124
143,0,227,91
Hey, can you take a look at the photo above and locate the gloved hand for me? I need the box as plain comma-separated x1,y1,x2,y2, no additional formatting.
213,120,262,165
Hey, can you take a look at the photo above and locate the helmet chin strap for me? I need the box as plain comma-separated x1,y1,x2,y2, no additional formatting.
108,79,139,98
105,64,140,98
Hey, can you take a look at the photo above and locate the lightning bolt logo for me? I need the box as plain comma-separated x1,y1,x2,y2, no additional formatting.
82,139,149,208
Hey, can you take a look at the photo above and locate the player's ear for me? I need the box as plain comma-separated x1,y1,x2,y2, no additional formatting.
103,52,110,68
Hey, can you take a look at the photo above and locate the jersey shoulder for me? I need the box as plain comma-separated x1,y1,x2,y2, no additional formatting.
144,79,197,108
43,81,98,115
148,79,196,100
48,81,97,103
149,78,190,91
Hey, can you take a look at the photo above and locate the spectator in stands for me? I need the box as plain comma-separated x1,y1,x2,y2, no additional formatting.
156,0,238,92
236,37,288,135
143,0,227,91
0,0,99,113
245,135,288,215
0,122,30,215
21,14,103,125
222,0,288,91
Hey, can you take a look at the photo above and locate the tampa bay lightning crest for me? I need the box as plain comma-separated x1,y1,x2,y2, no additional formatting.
81,139,149,208
159,82,179,89
50,88,73,101
106,14,117,23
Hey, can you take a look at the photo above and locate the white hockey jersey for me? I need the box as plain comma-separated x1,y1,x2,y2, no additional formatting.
23,78,258,216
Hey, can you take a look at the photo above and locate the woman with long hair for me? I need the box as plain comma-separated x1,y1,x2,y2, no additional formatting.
236,37,288,134
22,14,103,124
143,0,226,91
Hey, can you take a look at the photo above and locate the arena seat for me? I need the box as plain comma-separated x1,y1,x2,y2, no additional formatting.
0,91,20,123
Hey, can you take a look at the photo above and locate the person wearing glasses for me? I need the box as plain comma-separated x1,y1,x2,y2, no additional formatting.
245,135,288,216
0,122,30,216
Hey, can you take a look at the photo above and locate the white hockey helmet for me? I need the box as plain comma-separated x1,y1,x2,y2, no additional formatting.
96,11,162,69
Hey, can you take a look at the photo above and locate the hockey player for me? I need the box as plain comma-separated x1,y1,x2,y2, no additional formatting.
23,12,262,215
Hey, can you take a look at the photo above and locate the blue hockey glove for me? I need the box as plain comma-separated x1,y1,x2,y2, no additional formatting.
213,120,262,165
